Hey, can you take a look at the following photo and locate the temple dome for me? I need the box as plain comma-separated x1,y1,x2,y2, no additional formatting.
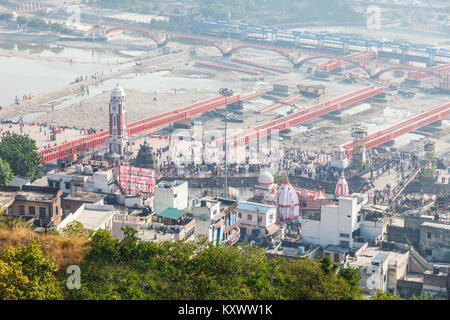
335,172,349,196
275,178,300,222
111,86,126,98
258,169,274,186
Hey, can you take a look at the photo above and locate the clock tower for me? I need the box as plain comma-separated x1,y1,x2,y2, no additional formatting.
108,86,129,155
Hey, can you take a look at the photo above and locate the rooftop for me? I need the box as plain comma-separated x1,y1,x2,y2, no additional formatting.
324,245,350,254
422,221,450,231
156,207,187,221
156,180,186,188
237,201,276,213
72,204,117,231
64,192,106,203
348,246,408,268
0,191,17,208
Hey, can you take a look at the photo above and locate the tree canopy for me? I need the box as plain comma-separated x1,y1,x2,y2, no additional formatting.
0,133,43,181
0,157,13,186
0,241,62,299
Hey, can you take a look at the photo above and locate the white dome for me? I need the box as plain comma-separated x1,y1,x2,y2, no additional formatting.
111,86,126,98
258,169,274,186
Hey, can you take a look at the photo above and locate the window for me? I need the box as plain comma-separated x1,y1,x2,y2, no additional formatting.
427,232,432,239
238,212,242,218
19,206,25,215
65,182,70,190
333,253,340,263
269,214,273,220
247,214,252,221
39,208,46,218
339,240,349,248
425,249,432,256
29,206,35,215
340,233,350,238
258,216,262,223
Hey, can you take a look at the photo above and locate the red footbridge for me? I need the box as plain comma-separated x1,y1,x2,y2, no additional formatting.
407,63,450,81
39,91,266,163
316,51,376,73
341,101,450,158
217,86,385,148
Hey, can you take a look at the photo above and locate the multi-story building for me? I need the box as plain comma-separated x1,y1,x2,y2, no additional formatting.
47,166,115,195
154,180,188,214
235,201,277,240
62,191,106,217
1,185,63,228
112,208,196,243
191,196,240,246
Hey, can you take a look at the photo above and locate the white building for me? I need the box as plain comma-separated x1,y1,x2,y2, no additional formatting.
154,180,188,214
236,201,277,239
57,204,118,232
47,167,115,195
301,193,368,248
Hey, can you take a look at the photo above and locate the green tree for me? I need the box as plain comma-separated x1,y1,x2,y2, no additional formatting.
0,133,43,181
410,291,434,300
370,290,403,300
0,157,14,186
0,241,63,299
26,18,49,30
337,264,362,299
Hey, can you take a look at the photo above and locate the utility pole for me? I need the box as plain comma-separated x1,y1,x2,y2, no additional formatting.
219,88,233,197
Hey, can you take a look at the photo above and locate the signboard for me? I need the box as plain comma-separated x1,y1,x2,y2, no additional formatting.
119,166,155,194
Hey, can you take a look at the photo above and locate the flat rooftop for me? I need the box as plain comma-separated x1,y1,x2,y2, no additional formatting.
349,246,408,268
15,190,56,202
74,205,117,231
64,192,106,203
422,221,450,231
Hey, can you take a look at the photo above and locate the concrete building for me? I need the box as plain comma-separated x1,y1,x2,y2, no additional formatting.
62,191,106,217
236,201,277,240
0,190,17,215
112,208,196,243
154,180,188,214
388,213,450,263
347,243,410,296
1,185,63,228
47,167,115,195
164,2,200,24
58,204,118,232
420,222,450,262
191,196,240,246
301,193,368,249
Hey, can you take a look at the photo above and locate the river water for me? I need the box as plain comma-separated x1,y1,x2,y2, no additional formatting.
0,45,247,108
